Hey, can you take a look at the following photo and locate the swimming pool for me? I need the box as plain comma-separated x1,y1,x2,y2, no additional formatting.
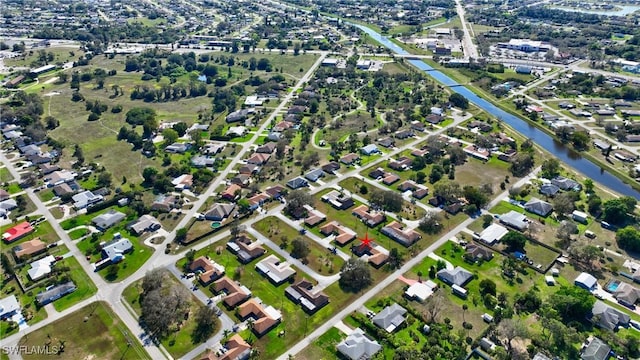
606,280,621,292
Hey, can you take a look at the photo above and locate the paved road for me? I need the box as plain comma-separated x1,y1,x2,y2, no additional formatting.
454,0,479,59
279,167,543,358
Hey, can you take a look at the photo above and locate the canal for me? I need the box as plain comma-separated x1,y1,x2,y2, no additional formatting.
354,23,640,199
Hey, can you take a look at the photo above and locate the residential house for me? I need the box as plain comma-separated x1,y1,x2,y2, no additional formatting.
2,222,34,243
247,193,270,210
377,138,395,148
499,211,528,231
465,243,494,262
552,176,581,191
213,276,252,308
227,236,266,263
0,189,9,201
540,183,560,197
72,191,103,209
226,126,247,137
265,185,286,200
352,205,386,227
388,157,412,171
437,266,473,287
478,223,508,245
92,210,126,230
380,221,421,246
405,280,438,302
305,168,325,182
128,215,161,235
189,256,225,284
340,153,360,165
27,255,56,281
226,109,253,123
246,153,270,166
221,184,242,201
425,114,443,124
361,144,380,155
53,183,74,198
201,142,225,155
230,174,251,187
320,221,356,246
255,142,277,154
0,295,20,320
613,282,640,307
285,279,329,313
205,203,236,221
39,164,59,175
352,242,389,268
12,238,46,259
151,194,179,212
368,167,386,179
94,236,133,270
382,173,400,185
172,174,193,190
591,300,630,330
36,281,76,305
575,272,598,291
0,199,17,215
581,337,611,360
411,121,427,132
286,177,308,189
320,190,354,210
238,164,259,175
395,129,414,140
321,162,340,174
372,303,407,333
165,142,192,154
336,328,381,360
256,255,296,285
237,299,281,336
216,335,252,360
191,155,216,168
524,198,553,217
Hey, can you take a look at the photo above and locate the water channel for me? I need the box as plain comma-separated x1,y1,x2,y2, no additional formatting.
353,24,640,199
548,5,640,17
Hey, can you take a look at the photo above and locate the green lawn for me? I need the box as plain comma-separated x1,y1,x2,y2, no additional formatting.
0,279,47,338
0,167,13,182
297,327,344,360
68,228,90,240
253,216,344,275
19,301,150,360
37,189,55,202
1,220,60,247
52,256,98,311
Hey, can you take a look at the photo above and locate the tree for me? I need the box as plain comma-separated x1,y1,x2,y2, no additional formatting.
482,214,494,228
97,171,112,188
463,186,488,209
369,189,402,212
419,211,444,234
448,146,467,165
514,289,542,313
191,306,218,342
140,282,190,339
502,231,526,252
548,286,595,322
497,318,528,356
162,128,179,147
479,279,497,296
423,292,446,322
176,227,188,242
107,263,120,279
141,269,166,294
1,253,14,276
509,153,534,177
556,221,578,244
285,190,314,217
541,158,561,179
434,181,462,204
449,93,469,109
172,122,188,136
290,238,310,259
387,248,404,269
339,258,372,292
552,192,575,215
603,197,637,225
617,226,640,252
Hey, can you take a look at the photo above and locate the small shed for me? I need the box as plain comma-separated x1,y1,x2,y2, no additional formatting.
545,276,556,286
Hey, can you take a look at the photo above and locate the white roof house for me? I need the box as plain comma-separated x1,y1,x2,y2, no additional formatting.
479,223,509,245
404,280,438,302
336,328,381,360
499,211,528,231
575,272,598,291
27,255,56,281
72,191,103,209
0,295,20,319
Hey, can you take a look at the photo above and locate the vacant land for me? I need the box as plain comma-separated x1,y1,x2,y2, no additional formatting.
19,301,150,360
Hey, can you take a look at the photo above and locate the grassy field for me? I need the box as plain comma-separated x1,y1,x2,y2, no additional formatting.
40,51,317,184
122,271,214,358
253,216,344,275
297,327,345,360
19,301,150,360
51,256,98,311
4,47,83,68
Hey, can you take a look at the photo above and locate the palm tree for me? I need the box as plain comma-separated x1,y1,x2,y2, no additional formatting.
462,304,468,323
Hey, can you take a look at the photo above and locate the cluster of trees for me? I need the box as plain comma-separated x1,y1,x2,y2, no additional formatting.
142,165,214,194
130,82,208,102
139,269,190,340
339,258,372,292
125,107,158,137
